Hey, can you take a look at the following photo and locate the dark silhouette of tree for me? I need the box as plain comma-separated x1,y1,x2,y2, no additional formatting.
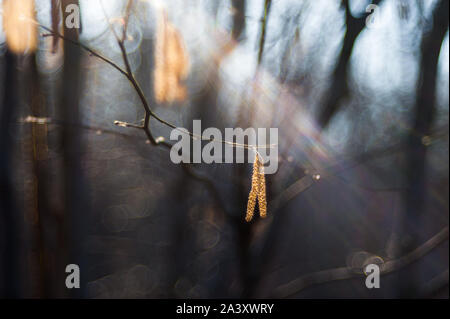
318,0,383,128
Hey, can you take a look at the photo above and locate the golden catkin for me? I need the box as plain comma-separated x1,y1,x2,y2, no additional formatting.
246,154,260,222
154,10,190,104
258,162,267,218
2,0,38,54
251,153,262,189
245,153,268,222
245,190,257,222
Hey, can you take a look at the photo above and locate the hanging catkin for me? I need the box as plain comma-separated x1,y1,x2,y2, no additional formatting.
245,153,268,222
258,161,267,218
2,0,38,54
154,9,190,104
245,188,257,222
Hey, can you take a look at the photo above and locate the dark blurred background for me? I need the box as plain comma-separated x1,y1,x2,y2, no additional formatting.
0,0,448,298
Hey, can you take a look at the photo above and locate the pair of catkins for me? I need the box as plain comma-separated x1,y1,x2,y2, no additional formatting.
155,9,268,222
246,154,267,222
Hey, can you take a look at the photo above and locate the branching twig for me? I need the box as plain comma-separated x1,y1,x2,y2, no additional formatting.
40,26,129,78
37,4,255,218
39,25,273,150
122,0,135,41
269,124,448,212
273,226,449,298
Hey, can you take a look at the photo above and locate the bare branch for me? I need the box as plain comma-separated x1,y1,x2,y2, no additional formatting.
39,24,272,150
273,227,449,298
122,0,135,41
40,26,129,78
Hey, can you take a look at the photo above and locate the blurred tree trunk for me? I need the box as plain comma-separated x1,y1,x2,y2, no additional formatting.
0,52,22,298
399,0,449,297
232,0,246,41
51,0,61,52
60,0,89,298
318,0,383,128
29,57,53,298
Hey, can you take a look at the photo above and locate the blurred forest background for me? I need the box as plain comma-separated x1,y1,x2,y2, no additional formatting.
0,0,448,298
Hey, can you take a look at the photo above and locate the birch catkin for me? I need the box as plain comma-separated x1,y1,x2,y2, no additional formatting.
245,189,257,222
154,10,190,104
245,153,268,222
2,0,38,54
258,162,267,218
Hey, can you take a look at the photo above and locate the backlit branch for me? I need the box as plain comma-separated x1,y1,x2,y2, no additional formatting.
39,22,274,150
273,226,449,298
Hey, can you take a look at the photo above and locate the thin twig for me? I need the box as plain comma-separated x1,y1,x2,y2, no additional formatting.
268,124,449,212
122,0,135,41
40,26,129,78
257,0,272,65
38,9,239,218
38,24,275,150
273,226,449,298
